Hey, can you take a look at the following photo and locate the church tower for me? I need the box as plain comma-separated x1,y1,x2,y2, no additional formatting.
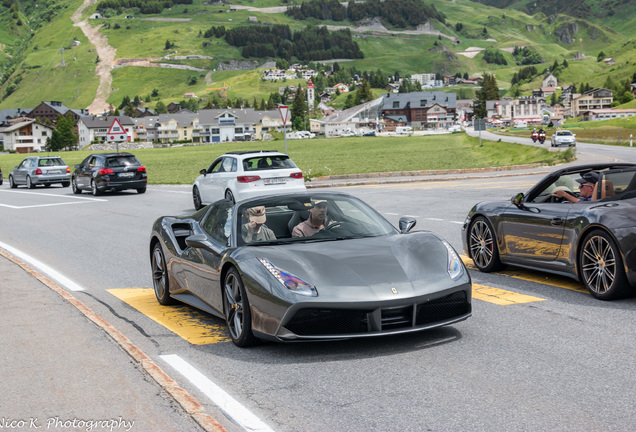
307,78,315,109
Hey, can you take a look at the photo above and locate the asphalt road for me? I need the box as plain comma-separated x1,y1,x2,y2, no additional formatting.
1,168,636,431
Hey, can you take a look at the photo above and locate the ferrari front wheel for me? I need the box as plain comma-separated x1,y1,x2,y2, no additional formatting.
468,216,504,272
152,243,175,305
579,230,629,300
223,267,256,347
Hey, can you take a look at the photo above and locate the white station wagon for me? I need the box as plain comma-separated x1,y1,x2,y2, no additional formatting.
192,150,306,209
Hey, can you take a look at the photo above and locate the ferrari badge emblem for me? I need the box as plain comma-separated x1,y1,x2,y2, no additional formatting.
391,287,398,294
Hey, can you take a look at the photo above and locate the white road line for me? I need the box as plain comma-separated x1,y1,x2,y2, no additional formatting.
160,354,275,432
0,190,107,209
450,221,464,224
0,241,85,291
425,217,444,221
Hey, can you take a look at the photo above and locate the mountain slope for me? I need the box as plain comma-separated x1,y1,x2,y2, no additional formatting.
1,0,635,113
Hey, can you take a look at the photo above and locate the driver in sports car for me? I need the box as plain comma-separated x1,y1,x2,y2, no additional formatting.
552,171,599,203
242,206,276,242
292,200,335,237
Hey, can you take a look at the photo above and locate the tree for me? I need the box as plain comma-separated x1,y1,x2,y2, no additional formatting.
51,115,78,151
473,72,499,119
597,51,605,62
291,86,307,130
155,101,167,114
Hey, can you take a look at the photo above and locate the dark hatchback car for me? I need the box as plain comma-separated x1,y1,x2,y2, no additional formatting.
72,152,147,196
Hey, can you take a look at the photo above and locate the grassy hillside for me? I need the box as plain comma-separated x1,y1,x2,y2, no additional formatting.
1,0,635,112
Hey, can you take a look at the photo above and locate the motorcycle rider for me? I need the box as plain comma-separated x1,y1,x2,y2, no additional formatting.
531,128,538,142
538,127,546,143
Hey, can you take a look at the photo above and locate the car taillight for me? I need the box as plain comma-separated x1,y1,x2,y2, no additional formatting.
35,168,42,175
98,168,114,175
237,175,261,183
289,172,303,179
137,166,146,173
66,167,70,174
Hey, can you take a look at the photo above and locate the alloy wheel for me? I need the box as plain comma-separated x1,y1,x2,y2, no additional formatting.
581,235,617,296
469,219,494,269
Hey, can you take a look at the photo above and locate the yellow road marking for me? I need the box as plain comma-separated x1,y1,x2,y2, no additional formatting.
108,288,230,345
472,284,546,305
461,255,588,294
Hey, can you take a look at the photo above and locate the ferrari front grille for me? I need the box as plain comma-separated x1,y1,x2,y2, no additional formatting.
284,291,470,337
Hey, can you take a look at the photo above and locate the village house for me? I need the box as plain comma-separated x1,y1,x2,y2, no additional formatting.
27,101,89,125
571,88,614,116
580,108,636,122
380,91,457,129
0,119,55,153
77,116,136,145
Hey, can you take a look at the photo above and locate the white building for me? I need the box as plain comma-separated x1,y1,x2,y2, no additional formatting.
0,119,54,153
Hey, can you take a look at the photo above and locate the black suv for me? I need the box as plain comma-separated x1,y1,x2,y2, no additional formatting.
72,153,147,196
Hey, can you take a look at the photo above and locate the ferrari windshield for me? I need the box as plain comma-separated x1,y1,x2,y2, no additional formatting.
237,194,397,246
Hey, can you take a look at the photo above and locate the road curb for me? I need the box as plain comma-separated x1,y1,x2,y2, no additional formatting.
306,169,555,188
0,248,227,432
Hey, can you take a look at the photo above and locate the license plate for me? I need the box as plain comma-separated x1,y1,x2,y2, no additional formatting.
47,170,61,174
264,178,285,185
119,172,135,178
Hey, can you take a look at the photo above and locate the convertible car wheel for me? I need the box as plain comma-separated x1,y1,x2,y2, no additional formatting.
223,267,256,347
152,244,176,305
469,217,503,272
193,186,203,210
579,230,629,300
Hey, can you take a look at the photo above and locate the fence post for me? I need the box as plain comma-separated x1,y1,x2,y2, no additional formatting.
618,130,621,145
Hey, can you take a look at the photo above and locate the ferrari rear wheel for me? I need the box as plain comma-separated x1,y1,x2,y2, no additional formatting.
223,267,256,347
469,216,504,272
152,243,176,305
579,230,629,300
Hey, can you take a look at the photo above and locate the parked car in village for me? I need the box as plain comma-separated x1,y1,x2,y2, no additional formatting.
71,152,147,196
551,130,576,147
9,156,71,189
192,150,306,209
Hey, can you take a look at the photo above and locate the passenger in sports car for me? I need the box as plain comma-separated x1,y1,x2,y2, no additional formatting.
242,206,276,242
292,200,335,237
552,171,599,203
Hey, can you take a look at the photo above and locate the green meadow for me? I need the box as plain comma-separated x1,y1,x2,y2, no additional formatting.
1,134,572,185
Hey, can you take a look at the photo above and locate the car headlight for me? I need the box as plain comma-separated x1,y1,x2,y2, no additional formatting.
258,258,318,297
442,240,464,281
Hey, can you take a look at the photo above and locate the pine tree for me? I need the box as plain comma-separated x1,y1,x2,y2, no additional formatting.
291,86,307,130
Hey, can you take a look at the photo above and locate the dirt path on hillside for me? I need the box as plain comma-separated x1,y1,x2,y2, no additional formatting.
72,0,116,114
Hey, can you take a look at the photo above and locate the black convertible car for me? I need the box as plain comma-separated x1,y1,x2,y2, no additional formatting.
150,192,471,347
462,163,636,300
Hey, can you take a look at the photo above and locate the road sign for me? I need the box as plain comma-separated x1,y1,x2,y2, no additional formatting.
474,119,486,131
107,118,127,142
278,105,289,125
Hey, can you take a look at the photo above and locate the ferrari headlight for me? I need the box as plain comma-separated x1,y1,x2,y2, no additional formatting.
443,240,464,281
258,258,318,297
